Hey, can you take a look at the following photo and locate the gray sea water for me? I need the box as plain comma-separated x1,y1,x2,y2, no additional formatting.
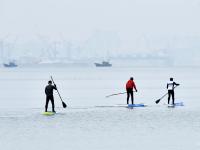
0,65,200,150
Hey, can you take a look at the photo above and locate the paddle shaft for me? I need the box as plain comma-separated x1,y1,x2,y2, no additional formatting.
50,76,64,102
106,91,136,98
157,86,178,102
106,92,127,98
159,93,168,101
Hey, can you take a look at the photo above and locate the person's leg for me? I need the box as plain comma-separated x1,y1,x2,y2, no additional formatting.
168,91,170,104
45,96,50,112
131,91,134,105
50,96,55,112
172,90,175,105
127,89,130,104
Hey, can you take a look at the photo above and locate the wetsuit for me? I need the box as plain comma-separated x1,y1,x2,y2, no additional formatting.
126,80,137,104
45,84,57,112
167,81,179,104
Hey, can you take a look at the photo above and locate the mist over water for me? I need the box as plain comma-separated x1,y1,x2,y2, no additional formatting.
1,0,200,149
1,0,200,66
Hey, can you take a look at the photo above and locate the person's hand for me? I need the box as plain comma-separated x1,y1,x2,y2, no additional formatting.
136,89,138,92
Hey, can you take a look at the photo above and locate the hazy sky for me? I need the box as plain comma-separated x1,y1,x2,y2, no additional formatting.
1,0,200,49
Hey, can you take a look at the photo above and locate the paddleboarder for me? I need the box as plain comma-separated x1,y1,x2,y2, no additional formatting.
126,77,138,104
45,80,57,112
167,78,180,105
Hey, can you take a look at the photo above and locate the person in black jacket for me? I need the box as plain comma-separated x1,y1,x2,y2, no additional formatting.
45,80,57,112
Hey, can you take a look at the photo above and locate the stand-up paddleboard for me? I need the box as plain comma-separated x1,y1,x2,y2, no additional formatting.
42,111,56,116
127,103,146,108
167,102,184,107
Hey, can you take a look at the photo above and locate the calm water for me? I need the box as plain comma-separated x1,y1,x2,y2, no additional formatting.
0,65,200,150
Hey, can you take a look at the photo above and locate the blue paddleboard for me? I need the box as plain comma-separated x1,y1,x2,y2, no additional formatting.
168,102,184,107
128,103,146,107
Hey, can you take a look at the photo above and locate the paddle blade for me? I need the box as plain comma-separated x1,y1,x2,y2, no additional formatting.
62,101,67,108
155,99,160,104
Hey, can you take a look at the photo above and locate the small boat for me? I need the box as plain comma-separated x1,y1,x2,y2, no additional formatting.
3,62,18,68
94,61,112,67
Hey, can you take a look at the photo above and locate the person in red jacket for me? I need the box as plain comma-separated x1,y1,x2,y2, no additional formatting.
126,77,138,104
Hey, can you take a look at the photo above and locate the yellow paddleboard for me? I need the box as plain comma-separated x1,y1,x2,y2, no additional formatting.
42,111,56,116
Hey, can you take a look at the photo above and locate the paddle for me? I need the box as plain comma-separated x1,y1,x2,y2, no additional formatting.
106,92,127,98
155,85,178,104
106,90,138,98
51,76,67,108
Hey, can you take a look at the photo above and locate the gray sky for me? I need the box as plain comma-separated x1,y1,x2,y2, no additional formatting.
1,0,200,50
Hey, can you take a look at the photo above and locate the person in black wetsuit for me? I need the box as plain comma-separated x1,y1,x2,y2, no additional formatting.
45,80,57,112
167,78,180,105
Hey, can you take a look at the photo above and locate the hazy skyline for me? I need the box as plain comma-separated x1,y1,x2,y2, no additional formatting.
1,0,200,43
1,0,200,66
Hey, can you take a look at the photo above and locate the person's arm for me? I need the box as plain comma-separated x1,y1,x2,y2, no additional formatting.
174,82,180,86
133,81,138,92
45,87,48,95
53,84,57,90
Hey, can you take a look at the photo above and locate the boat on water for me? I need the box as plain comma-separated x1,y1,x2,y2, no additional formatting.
3,62,18,68
94,61,112,67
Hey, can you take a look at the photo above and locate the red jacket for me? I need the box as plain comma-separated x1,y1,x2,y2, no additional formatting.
126,80,137,90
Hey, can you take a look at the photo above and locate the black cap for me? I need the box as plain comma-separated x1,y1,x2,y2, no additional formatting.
48,80,52,84
130,77,134,80
170,78,173,81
